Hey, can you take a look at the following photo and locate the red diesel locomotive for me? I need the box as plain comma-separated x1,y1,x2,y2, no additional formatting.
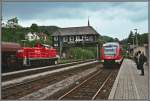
100,42,123,66
2,42,58,72
16,43,58,65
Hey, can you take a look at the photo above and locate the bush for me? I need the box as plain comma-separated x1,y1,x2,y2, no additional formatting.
68,47,95,60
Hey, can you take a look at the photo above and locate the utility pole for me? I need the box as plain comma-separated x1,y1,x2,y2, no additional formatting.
134,28,138,47
96,44,99,60
88,16,90,26
59,36,63,59
132,36,135,48
133,37,135,56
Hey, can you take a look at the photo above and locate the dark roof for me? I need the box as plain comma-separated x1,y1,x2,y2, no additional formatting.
52,26,99,36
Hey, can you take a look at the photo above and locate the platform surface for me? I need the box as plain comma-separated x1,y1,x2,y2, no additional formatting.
109,59,148,100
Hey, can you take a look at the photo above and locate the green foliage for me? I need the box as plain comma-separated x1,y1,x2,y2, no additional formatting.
101,36,115,42
23,39,47,47
2,23,59,46
137,33,148,45
2,27,29,43
120,32,149,57
8,17,18,24
114,38,119,42
30,23,39,33
127,32,148,46
97,35,105,45
68,47,95,60
127,31,134,44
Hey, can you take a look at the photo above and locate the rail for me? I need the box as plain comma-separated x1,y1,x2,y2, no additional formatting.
2,59,96,82
57,68,117,100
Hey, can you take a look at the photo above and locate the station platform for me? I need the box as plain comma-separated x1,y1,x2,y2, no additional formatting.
109,59,148,100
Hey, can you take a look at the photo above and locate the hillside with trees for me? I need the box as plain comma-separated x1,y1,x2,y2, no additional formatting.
127,31,148,45
120,32,149,57
2,23,59,46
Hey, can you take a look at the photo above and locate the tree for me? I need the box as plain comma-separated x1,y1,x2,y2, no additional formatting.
30,23,39,33
127,31,134,44
101,36,114,42
138,33,148,45
97,35,104,45
6,17,21,28
142,33,148,44
7,17,18,24
114,38,119,42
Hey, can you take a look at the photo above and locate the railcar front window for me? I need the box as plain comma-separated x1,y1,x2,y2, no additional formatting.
104,46,117,56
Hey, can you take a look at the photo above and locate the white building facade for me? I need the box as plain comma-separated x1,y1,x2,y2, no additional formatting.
25,32,40,41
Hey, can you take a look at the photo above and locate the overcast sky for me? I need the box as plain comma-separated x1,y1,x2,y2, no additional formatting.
2,2,148,40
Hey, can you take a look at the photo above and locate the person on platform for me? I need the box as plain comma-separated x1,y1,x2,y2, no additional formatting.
137,51,147,76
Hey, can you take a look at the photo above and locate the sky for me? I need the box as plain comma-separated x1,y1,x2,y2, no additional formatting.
2,2,148,40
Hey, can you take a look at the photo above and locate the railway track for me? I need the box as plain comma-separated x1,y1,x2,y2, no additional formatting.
2,60,99,99
2,59,95,82
46,67,119,100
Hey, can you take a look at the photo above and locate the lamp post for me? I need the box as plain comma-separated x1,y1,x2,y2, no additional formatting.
130,34,135,56
132,36,135,49
134,28,138,47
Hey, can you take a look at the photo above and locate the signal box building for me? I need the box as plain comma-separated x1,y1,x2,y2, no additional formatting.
52,25,99,47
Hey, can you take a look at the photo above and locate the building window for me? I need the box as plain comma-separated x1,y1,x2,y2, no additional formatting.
31,36,34,39
76,35,84,42
63,36,68,42
54,43,58,47
80,36,83,40
70,36,74,42
54,36,58,41
85,36,89,41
